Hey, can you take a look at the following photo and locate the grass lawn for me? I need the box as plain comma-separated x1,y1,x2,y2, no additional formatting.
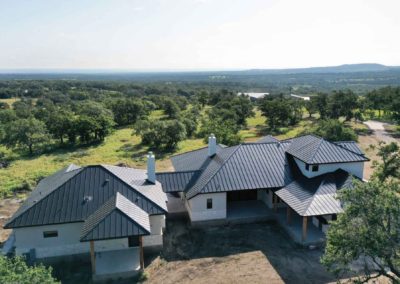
0,98,19,107
0,107,314,197
0,128,206,197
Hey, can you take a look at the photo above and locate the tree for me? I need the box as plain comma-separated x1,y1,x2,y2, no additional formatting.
259,97,292,130
2,118,50,154
46,110,75,144
136,120,186,150
108,98,148,126
321,178,400,282
199,118,242,146
0,102,10,109
371,142,400,182
314,93,328,119
0,255,58,283
304,99,317,118
163,99,181,119
182,118,197,138
308,119,357,142
327,90,358,120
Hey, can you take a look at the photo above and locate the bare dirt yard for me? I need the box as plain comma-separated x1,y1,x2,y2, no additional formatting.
144,219,336,284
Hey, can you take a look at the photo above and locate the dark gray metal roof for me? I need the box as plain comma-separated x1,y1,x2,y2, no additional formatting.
334,141,365,156
171,144,225,171
5,165,167,229
186,142,293,199
81,193,150,242
156,171,200,193
256,135,280,143
286,135,368,164
275,169,353,216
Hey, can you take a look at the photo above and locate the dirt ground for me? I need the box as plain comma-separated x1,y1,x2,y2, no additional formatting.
145,220,336,284
0,197,23,245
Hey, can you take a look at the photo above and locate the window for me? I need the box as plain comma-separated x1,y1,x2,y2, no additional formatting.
305,164,309,171
43,231,58,238
206,198,213,209
312,165,319,172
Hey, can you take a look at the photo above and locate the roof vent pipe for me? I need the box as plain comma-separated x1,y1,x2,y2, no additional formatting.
208,134,217,157
147,151,156,184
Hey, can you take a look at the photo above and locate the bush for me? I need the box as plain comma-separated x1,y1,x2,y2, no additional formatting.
0,256,59,283
303,119,357,142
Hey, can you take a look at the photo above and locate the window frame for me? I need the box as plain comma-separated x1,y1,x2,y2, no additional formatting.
43,231,58,238
206,198,213,209
305,164,309,171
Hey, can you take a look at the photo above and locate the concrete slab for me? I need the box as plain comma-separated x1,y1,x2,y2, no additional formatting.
275,208,325,246
94,247,140,280
227,200,274,224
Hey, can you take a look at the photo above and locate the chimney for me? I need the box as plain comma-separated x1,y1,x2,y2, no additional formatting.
208,134,217,157
146,152,156,184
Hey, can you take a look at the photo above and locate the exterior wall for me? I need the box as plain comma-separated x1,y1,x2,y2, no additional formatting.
13,214,166,258
142,214,165,247
257,189,272,208
294,157,364,179
186,192,226,222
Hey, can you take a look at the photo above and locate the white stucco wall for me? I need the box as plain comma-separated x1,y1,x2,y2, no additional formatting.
13,214,166,258
186,192,226,222
294,157,364,179
142,214,165,247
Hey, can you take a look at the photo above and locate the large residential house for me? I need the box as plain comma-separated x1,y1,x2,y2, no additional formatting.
3,134,368,280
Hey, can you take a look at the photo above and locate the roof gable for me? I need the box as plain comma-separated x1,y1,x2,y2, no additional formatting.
286,135,368,164
171,144,225,171
80,193,151,242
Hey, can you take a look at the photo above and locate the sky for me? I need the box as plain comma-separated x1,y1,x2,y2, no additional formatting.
0,0,400,71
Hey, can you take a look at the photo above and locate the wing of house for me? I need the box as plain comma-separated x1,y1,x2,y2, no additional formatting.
157,134,368,243
4,159,168,280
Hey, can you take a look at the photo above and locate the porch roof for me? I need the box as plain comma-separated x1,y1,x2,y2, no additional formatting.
275,169,353,216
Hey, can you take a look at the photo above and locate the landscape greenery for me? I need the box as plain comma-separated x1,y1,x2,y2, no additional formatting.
0,80,400,198
1,77,400,282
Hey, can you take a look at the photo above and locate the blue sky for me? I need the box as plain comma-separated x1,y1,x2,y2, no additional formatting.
1,0,400,70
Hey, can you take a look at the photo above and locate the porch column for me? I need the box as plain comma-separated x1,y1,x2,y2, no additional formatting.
90,240,96,274
302,216,308,242
139,236,144,270
286,207,291,225
273,194,278,212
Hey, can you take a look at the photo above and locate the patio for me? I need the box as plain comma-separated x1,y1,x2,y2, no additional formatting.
275,208,325,246
227,200,274,224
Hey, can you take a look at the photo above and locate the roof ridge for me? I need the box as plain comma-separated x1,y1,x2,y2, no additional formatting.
100,165,167,214
156,169,201,174
304,178,326,216
333,141,366,157
186,145,242,198
170,143,225,158
308,137,325,163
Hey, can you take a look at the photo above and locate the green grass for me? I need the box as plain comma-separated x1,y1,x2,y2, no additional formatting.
0,128,206,197
0,106,312,197
0,98,19,107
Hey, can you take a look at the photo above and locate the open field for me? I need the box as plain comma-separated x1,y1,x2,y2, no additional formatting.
0,97,20,107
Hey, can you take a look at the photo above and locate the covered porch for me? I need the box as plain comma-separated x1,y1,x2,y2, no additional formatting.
227,200,274,223
275,207,326,246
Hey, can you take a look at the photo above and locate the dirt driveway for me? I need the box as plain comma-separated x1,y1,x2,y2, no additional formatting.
360,120,399,179
145,220,336,284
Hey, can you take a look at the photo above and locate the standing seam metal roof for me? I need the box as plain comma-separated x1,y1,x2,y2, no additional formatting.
5,165,167,229
80,193,151,242
286,135,368,164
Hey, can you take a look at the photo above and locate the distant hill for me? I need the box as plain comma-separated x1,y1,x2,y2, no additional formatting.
241,64,400,75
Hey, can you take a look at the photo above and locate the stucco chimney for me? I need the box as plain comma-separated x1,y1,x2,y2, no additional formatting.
208,134,217,157
147,152,156,184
